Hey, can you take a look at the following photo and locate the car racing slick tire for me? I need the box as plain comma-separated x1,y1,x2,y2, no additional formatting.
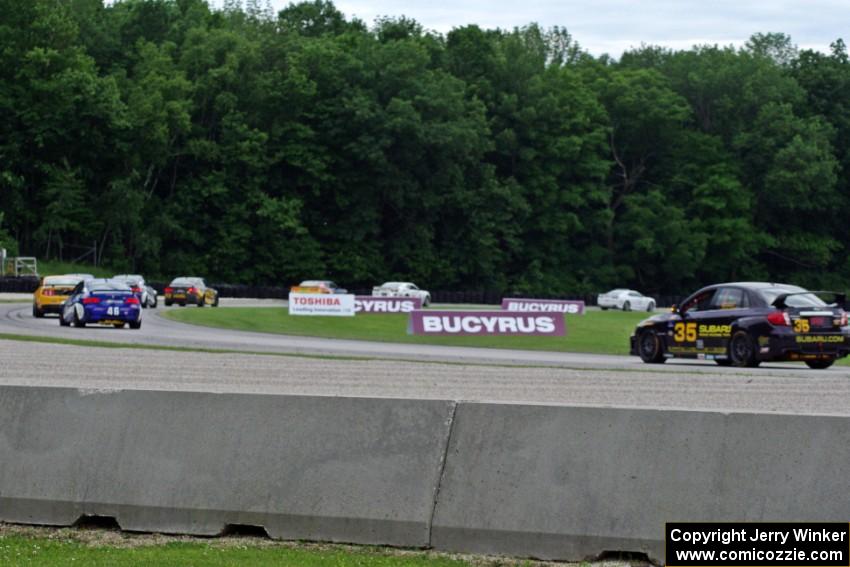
113,323,125,328
151,296,158,308
805,359,835,370
129,319,142,330
165,300,172,306
623,301,631,312
212,295,219,307
197,296,205,307
59,313,70,327
715,359,733,367
72,309,86,328
646,301,655,312
33,305,44,318
728,331,760,368
600,306,609,311
637,330,666,364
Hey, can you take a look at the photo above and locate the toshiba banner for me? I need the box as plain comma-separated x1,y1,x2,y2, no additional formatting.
354,296,422,313
408,310,565,336
500,297,586,315
288,293,355,316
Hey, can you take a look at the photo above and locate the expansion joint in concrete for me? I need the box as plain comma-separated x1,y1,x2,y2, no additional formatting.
427,400,457,548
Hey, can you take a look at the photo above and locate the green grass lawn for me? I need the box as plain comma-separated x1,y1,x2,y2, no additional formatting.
0,534,487,567
164,308,649,355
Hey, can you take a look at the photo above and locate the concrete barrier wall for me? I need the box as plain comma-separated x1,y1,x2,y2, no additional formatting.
3,386,850,563
0,386,455,547
431,404,850,562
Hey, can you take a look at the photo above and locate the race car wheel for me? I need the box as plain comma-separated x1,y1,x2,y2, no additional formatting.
600,306,609,311
423,296,431,307
59,313,70,327
638,330,666,364
129,320,142,330
73,309,86,328
197,296,205,307
623,301,631,312
729,331,759,367
805,359,834,370
33,305,44,318
212,295,219,307
165,300,172,306
151,296,158,308
715,359,733,366
646,301,655,312
113,323,125,328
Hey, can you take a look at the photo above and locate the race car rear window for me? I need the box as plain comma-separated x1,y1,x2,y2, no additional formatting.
43,277,81,287
170,277,194,285
90,282,131,292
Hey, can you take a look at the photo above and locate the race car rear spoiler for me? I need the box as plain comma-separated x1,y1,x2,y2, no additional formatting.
772,291,847,309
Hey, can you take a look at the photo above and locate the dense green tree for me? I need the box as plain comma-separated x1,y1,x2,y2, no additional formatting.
1,0,848,296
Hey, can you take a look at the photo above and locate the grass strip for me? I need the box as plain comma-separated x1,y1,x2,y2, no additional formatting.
162,308,646,355
0,533,510,567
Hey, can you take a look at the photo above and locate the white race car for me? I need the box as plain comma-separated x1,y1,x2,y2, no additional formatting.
372,282,431,307
597,289,656,312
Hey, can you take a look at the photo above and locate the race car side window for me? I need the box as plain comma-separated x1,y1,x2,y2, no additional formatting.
681,290,716,313
710,287,748,310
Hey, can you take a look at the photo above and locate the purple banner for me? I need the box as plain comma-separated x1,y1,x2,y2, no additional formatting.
500,297,585,315
355,296,422,313
408,310,565,336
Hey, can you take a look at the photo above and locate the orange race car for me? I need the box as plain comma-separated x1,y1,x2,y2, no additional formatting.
33,274,93,317
290,280,348,294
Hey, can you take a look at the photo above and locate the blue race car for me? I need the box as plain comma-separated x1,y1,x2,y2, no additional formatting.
59,278,143,329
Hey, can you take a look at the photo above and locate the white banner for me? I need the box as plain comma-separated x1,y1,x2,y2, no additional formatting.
288,293,355,316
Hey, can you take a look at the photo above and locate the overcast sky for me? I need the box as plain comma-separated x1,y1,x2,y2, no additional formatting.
247,0,845,56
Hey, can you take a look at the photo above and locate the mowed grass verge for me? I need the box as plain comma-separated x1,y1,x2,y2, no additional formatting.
0,534,484,567
163,307,650,355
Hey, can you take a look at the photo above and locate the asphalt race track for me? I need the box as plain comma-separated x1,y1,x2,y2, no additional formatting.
1,300,849,415
3,300,850,374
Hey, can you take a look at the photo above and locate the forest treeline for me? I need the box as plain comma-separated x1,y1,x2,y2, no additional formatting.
1,0,849,294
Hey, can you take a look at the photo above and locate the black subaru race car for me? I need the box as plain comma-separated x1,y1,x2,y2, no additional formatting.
630,282,850,369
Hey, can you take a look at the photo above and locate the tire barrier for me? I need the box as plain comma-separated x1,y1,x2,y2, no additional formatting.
4,387,847,563
0,276,39,293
